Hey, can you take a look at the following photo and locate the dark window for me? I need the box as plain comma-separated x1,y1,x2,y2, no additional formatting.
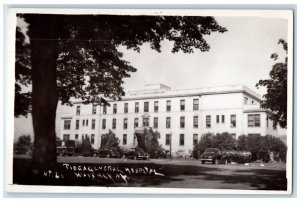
266,115,269,128
180,116,185,128
248,114,260,127
86,119,88,126
231,115,236,127
193,134,198,145
83,120,85,126
91,134,95,144
76,106,80,115
180,99,185,111
124,103,128,113
135,102,139,113
64,120,71,130
222,115,225,123
153,117,158,128
179,134,184,146
144,102,149,112
166,117,171,128
143,117,149,127
193,99,199,110
112,118,116,129
166,134,171,145
166,100,171,112
92,119,95,129
63,134,70,141
206,115,211,128
193,116,198,128
123,134,127,145
154,101,159,112
75,134,79,140
216,115,219,123
102,119,106,129
113,104,117,114
92,105,97,114
123,118,128,129
76,120,79,130
134,118,139,128
103,105,107,114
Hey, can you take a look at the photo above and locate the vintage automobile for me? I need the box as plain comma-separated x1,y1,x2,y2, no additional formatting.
124,147,149,160
97,146,122,158
200,148,222,164
56,140,75,156
200,148,252,164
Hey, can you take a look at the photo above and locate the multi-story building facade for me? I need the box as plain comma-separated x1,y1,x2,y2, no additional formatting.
58,84,278,154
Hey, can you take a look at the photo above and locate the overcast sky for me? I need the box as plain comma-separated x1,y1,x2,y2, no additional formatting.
14,15,288,140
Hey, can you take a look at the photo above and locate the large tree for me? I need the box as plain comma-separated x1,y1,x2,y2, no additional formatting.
256,39,288,128
15,14,227,172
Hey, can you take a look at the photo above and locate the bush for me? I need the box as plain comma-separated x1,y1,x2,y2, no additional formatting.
81,135,93,157
100,130,120,148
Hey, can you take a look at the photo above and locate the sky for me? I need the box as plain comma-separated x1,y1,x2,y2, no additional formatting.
14,15,288,141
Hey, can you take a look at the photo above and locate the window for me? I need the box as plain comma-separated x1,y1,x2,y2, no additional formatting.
83,120,85,126
143,117,149,127
193,116,198,128
248,114,260,127
166,100,171,112
206,115,211,128
179,134,184,146
266,115,269,128
193,99,199,110
154,101,159,112
153,117,158,128
123,118,128,129
135,102,139,113
91,134,95,144
103,105,107,114
76,106,80,115
216,115,220,123
193,134,198,145
244,97,249,104
86,119,89,126
92,119,95,129
75,134,79,140
166,117,171,128
144,102,149,112
63,134,70,141
112,118,116,129
231,115,236,127
222,115,225,123
180,99,185,111
92,105,97,114
113,104,117,114
124,103,128,113
134,118,139,128
76,120,79,130
123,134,127,145
64,120,71,130
102,119,106,129
180,116,185,128
166,134,171,145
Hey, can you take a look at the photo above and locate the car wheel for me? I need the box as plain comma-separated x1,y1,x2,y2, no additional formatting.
201,160,205,164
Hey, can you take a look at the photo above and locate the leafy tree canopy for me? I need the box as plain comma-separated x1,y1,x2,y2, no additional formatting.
256,39,288,128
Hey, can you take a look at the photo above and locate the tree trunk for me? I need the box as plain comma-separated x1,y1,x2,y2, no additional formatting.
31,36,58,173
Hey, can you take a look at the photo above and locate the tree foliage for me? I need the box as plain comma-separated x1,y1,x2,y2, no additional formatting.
139,128,164,158
80,135,93,157
256,39,288,128
236,134,248,151
14,134,32,150
212,132,236,150
100,130,120,148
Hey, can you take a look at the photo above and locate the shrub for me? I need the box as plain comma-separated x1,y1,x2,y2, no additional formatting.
100,130,120,148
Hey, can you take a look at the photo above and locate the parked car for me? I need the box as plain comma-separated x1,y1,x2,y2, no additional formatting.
200,148,222,164
124,147,149,160
56,140,75,156
97,146,122,158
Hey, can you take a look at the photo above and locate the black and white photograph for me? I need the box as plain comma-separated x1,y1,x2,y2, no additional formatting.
6,8,293,194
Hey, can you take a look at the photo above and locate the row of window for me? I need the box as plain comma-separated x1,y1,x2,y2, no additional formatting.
101,116,200,130
64,119,96,130
63,134,95,144
205,114,260,128
75,99,200,115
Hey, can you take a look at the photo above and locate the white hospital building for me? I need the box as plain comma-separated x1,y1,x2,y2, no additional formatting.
58,84,278,154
